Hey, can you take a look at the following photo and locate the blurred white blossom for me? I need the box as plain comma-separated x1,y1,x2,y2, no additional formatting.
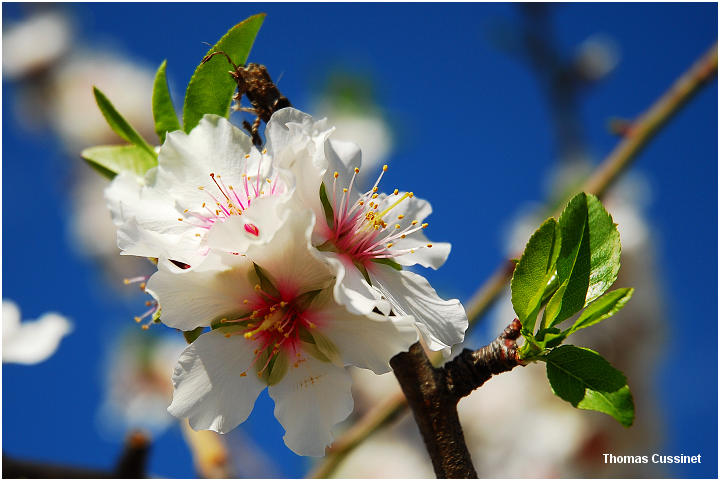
2,300,72,364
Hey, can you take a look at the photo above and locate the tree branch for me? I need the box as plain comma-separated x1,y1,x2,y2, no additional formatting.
310,41,717,478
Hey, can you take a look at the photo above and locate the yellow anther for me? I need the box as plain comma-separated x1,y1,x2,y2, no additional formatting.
307,322,316,329
427,244,433,248
393,189,399,195
178,218,183,221
141,325,149,330
202,202,206,208
145,301,153,306
280,301,287,307
134,317,141,323
359,201,364,206
195,233,201,237
183,209,189,213
334,171,339,178
401,234,406,238
243,299,249,304
382,164,388,171
410,249,415,253
267,178,272,183
255,284,261,291
139,283,146,290
245,154,250,159
262,148,267,154
343,188,348,193
198,186,204,190
229,185,234,190
354,167,360,174
240,371,247,377
372,193,378,199
409,192,414,197
244,332,253,339
398,214,405,219
422,223,429,229
372,186,378,193
412,220,418,225
123,279,131,285
395,224,401,229
387,243,394,248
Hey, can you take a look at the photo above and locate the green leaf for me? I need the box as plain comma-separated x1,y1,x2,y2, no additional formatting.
544,345,634,426
93,87,156,158
81,144,158,179
182,327,205,344
510,217,560,332
182,14,265,132
544,193,621,327
568,288,634,335
152,60,181,143
319,182,335,229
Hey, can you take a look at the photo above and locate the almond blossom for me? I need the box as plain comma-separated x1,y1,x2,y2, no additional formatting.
147,209,418,456
265,108,468,353
105,114,294,270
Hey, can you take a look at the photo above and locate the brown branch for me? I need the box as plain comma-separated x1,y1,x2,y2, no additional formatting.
311,42,718,478
2,430,150,479
389,320,523,478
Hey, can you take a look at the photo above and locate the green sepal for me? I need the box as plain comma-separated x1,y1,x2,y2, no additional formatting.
319,182,335,229
294,289,322,312
81,144,158,179
354,261,372,285
152,60,181,143
300,340,332,363
183,14,265,132
265,350,289,386
371,258,403,271
542,345,634,427
93,86,156,158
253,263,280,298
182,327,205,344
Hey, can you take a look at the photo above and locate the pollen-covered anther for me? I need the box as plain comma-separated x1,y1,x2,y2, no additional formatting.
422,223,429,229
427,244,433,248
354,167,360,174
393,189,399,195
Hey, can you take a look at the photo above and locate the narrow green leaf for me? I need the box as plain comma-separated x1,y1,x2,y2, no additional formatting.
510,217,560,332
152,60,181,143
183,14,265,132
319,182,335,229
568,288,634,335
544,193,621,327
93,87,156,157
544,345,634,426
81,144,158,179
535,327,567,349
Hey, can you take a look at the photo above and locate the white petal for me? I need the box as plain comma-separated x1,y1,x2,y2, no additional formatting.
369,266,468,352
2,308,72,364
246,209,333,297
268,356,353,456
315,297,418,374
376,193,450,269
2,299,20,339
146,254,255,330
168,330,265,434
320,253,383,315
206,195,291,253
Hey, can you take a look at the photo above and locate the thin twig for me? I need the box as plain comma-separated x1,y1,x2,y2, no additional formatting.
310,42,717,478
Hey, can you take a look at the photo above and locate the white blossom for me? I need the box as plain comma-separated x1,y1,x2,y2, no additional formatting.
148,209,417,456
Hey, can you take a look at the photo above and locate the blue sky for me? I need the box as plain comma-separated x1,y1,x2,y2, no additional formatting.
2,3,717,478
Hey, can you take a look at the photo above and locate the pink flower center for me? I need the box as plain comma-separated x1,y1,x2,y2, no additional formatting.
326,165,432,265
175,151,284,239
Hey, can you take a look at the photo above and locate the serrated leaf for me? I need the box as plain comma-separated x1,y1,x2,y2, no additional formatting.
81,144,158,179
93,87,156,158
183,14,265,132
567,288,634,335
511,217,560,332
319,182,335,229
544,345,634,426
152,60,181,143
544,193,621,327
